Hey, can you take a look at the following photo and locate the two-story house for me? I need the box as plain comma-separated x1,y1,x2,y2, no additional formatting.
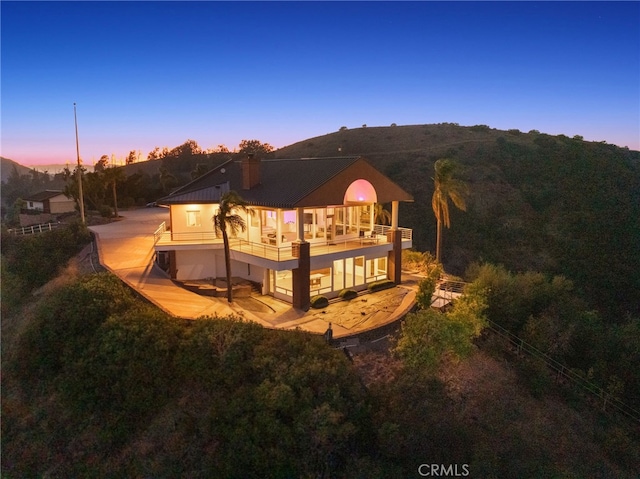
154,155,413,310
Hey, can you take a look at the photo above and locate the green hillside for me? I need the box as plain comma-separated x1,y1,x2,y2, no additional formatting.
278,124,640,319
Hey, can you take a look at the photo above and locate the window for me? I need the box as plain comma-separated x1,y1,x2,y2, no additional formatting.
186,210,201,227
333,259,344,291
354,256,365,285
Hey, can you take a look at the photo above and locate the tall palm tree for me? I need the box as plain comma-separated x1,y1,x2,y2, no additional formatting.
212,191,252,303
432,159,468,264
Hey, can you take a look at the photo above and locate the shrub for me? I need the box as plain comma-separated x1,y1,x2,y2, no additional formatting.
368,280,395,292
339,289,358,301
99,204,113,217
2,222,91,291
310,295,329,309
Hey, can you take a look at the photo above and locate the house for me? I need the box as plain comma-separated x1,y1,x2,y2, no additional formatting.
154,155,413,310
24,190,75,214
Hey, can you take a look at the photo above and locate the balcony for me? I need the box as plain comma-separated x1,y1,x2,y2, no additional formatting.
154,222,412,262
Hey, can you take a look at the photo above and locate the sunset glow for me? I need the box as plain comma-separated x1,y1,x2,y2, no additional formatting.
2,2,638,167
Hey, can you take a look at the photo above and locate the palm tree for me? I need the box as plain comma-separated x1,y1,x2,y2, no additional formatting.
373,203,392,226
432,159,468,264
212,191,252,303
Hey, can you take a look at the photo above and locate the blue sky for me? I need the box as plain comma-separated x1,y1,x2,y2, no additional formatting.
2,1,639,167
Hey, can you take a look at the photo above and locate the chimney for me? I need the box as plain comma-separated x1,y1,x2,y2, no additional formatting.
242,153,261,190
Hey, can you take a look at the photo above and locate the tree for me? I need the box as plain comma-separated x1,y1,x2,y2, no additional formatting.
373,203,392,225
168,139,202,159
126,150,140,165
94,155,109,172
238,139,274,156
147,147,162,161
394,285,487,374
432,159,468,264
63,165,89,212
415,262,443,309
158,166,177,194
212,191,252,303
103,166,126,217
191,163,211,180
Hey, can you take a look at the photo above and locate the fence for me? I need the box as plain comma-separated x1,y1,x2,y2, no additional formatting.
423,277,639,424
7,222,61,236
485,318,640,423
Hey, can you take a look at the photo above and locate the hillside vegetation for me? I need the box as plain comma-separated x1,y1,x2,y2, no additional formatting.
3,124,639,476
278,124,640,320
2,248,638,477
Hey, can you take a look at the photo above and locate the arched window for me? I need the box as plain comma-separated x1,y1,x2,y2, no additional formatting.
343,179,377,204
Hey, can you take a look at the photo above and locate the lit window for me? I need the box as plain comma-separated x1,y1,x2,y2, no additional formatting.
186,210,201,227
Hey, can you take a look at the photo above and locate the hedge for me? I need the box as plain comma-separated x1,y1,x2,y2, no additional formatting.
310,295,329,309
339,289,358,301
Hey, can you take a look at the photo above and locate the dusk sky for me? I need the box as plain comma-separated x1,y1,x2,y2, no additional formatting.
2,1,639,167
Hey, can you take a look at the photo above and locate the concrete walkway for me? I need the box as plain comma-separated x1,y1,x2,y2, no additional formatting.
89,208,417,339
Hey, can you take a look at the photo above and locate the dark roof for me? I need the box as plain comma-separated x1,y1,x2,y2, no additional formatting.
24,190,67,202
159,156,413,208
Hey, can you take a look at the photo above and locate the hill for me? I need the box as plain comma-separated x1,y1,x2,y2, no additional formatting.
1,157,33,182
277,124,640,319
4,123,639,319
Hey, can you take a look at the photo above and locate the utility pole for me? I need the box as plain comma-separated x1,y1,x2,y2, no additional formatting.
74,102,85,224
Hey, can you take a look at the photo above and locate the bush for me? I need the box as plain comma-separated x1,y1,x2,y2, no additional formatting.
99,204,113,217
310,295,329,309
470,124,491,132
15,273,137,381
339,289,358,301
368,280,395,292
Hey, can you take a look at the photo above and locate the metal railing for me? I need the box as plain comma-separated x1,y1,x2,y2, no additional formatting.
373,224,413,240
232,239,293,262
153,221,167,244
154,222,409,261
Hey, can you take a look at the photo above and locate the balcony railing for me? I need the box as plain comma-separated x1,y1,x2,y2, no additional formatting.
373,224,413,240
154,223,412,261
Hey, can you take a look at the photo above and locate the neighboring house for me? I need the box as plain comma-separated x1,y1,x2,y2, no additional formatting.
24,190,75,214
155,155,413,310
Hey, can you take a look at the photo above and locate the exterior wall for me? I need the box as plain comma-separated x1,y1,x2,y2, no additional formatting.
170,204,218,240
26,201,45,211
175,249,217,280
48,195,76,214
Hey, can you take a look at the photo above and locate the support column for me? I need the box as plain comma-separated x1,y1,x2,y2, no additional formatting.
262,268,270,295
296,207,305,241
387,230,403,284
169,250,177,279
391,200,399,229
292,241,311,310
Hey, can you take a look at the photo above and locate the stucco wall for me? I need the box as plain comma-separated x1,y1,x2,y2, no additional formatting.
175,249,217,280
